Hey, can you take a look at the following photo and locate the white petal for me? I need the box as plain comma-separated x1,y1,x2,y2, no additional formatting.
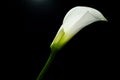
50,6,107,50
62,6,107,35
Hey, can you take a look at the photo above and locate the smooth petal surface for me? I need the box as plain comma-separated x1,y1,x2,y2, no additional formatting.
63,6,107,35
51,6,107,50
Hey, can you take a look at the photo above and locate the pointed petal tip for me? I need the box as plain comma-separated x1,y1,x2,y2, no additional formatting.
102,17,108,22
105,18,108,22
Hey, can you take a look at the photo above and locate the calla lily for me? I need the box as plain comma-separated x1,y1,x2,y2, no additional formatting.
50,6,107,50
36,6,107,80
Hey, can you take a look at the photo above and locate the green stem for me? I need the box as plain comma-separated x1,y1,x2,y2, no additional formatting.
36,49,57,80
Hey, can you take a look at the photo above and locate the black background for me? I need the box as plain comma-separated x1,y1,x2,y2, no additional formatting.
8,0,118,80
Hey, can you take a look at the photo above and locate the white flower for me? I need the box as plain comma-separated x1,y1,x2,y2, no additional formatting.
50,6,107,50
